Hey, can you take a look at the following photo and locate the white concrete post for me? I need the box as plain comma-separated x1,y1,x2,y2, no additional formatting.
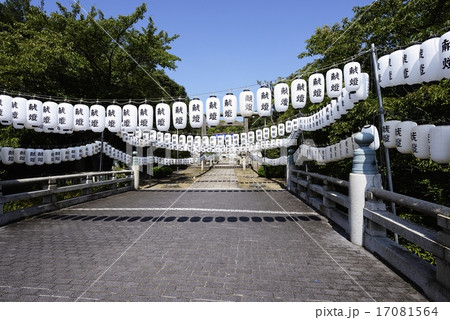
348,133,381,246
132,151,139,190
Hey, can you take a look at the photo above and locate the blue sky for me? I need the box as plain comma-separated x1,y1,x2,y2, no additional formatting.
32,0,375,100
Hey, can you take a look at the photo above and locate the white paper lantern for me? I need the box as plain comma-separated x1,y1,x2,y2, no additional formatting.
291,79,307,109
419,37,443,83
121,104,138,133
106,105,122,133
411,124,435,159
194,135,201,148
239,89,254,117
270,125,277,139
73,104,90,131
377,55,392,88
164,133,171,144
61,148,70,162
35,149,44,165
188,98,204,129
0,94,13,125
330,99,342,121
429,125,450,164
138,104,153,131
256,86,271,117
155,103,170,132
1,147,14,165
201,136,208,147
58,102,74,133
179,134,186,146
439,31,450,79
361,124,380,150
263,127,270,141
292,119,299,131
67,147,76,162
278,123,285,136
187,135,194,146
14,148,26,164
44,150,54,165
41,101,58,133
339,88,354,114
209,136,216,147
53,149,62,164
240,133,247,145
172,101,187,130
89,105,105,132
206,96,220,126
340,140,350,159
256,129,263,142
80,145,87,158
349,73,370,103
248,131,255,144
285,120,292,133
233,134,239,146
344,62,361,92
382,120,401,148
74,146,82,160
26,99,43,128
274,83,289,112
223,93,237,123
216,135,224,146
389,50,405,86
346,136,355,157
395,121,418,154
308,73,325,104
25,149,36,166
326,68,342,99
403,44,421,85
85,144,93,157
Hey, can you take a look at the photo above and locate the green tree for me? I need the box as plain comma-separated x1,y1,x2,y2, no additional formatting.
0,0,186,179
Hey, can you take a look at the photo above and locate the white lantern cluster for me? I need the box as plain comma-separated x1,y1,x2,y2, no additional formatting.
382,120,450,164
297,73,369,132
102,142,131,165
0,142,101,165
294,135,357,165
377,32,450,87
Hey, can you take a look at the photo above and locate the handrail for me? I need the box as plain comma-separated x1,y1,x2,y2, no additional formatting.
0,170,133,186
367,187,450,218
292,169,350,188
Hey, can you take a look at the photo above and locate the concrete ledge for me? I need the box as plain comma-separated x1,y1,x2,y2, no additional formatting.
364,235,450,302
0,185,133,227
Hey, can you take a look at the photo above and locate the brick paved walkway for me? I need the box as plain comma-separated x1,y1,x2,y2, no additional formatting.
0,166,427,302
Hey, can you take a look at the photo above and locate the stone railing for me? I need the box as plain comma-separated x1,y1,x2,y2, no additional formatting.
287,133,450,301
0,170,134,227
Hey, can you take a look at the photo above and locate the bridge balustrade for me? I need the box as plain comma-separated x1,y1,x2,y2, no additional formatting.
289,168,450,301
0,170,134,226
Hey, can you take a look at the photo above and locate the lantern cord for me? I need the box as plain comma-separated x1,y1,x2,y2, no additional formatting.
70,0,176,103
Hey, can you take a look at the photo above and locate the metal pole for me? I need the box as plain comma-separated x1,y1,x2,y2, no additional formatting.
371,43,398,243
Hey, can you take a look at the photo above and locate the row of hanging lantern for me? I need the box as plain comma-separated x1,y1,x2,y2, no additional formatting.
248,153,288,166
132,155,193,166
382,120,450,164
102,142,132,165
121,125,297,152
377,31,450,87
298,73,370,131
0,142,102,166
0,61,365,134
293,125,380,165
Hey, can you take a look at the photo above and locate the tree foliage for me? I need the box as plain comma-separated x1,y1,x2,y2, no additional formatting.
0,0,186,179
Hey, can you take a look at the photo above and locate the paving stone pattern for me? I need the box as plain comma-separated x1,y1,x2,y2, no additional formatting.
0,167,427,302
